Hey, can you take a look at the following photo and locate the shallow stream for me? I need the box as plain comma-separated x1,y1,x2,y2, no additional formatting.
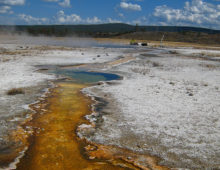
15,69,131,170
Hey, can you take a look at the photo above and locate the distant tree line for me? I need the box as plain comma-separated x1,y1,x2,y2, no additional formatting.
0,23,220,44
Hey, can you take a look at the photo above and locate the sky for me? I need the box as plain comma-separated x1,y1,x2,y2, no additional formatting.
0,0,220,29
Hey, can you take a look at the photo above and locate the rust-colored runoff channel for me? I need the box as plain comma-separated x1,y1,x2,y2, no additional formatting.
16,82,128,170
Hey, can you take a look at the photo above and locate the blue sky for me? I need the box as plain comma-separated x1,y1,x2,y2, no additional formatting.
0,0,220,29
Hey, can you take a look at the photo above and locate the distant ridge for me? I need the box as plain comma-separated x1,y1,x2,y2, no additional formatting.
0,23,220,35
139,25,220,34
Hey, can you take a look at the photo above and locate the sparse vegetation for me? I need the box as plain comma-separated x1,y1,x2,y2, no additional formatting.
1,58,10,62
0,49,30,56
152,62,161,67
200,63,217,69
7,88,25,95
131,67,149,75
130,39,138,45
116,31,220,45
169,50,178,54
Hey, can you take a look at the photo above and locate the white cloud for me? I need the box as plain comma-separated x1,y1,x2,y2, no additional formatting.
120,2,141,11
0,5,13,14
18,11,104,25
56,11,104,24
59,0,70,8
56,10,81,24
18,14,49,24
153,0,220,29
107,18,122,23
0,0,25,14
42,0,70,7
0,0,25,6
86,16,102,24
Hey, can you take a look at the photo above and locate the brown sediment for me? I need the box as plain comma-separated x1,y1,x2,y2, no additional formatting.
0,126,28,167
59,64,88,69
15,82,127,170
107,55,134,67
78,95,170,170
84,143,169,170
0,106,36,168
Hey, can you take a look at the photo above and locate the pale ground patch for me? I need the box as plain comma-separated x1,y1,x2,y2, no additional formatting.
167,47,220,57
83,48,220,169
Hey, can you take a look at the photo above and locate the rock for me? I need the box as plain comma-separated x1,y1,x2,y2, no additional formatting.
169,82,175,85
141,43,148,46
188,93,193,96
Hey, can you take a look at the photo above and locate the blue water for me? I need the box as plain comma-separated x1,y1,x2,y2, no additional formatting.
54,69,121,84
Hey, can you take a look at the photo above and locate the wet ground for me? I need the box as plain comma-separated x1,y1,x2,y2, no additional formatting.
14,70,139,169
16,82,125,169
